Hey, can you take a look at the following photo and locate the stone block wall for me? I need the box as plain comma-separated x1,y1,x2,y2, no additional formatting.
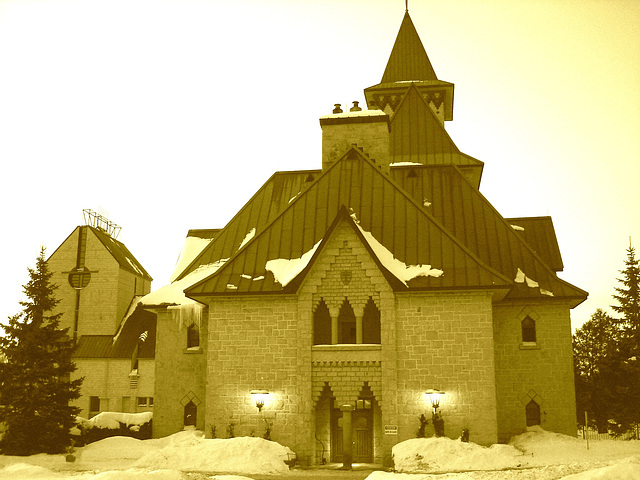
394,291,498,446
321,118,390,172
153,308,207,438
493,302,577,442
205,296,309,458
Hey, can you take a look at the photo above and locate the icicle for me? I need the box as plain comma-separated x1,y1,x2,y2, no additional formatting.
168,303,204,330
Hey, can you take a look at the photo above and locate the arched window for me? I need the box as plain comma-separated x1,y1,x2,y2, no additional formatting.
187,324,200,349
338,300,356,344
521,316,536,343
362,297,381,344
314,299,331,345
184,400,197,426
526,400,540,426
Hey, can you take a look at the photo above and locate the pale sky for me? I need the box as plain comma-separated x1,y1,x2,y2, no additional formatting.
1,0,638,331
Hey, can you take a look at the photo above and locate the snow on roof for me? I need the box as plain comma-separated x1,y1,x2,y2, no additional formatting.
390,161,424,166
319,109,387,119
238,227,256,250
514,267,539,288
265,240,322,287
511,224,525,231
170,236,213,283
142,258,229,307
352,211,443,284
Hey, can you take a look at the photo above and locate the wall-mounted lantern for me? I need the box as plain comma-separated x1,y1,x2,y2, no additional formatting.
425,389,445,413
250,389,269,412
425,389,445,437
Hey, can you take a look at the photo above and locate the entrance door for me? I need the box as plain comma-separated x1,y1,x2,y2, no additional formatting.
330,407,373,463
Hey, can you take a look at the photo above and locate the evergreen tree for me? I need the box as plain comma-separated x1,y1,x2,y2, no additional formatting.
610,242,640,431
0,247,82,455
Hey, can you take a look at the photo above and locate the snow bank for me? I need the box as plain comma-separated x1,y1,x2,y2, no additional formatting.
509,425,640,466
81,436,158,463
85,412,152,430
133,429,294,475
392,437,522,473
560,456,640,480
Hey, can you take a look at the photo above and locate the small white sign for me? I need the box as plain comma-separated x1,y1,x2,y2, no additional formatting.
384,425,398,435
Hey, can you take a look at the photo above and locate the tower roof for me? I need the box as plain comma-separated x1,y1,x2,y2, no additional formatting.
381,11,438,83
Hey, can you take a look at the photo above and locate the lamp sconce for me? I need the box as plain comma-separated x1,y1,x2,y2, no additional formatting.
425,389,445,413
250,389,269,412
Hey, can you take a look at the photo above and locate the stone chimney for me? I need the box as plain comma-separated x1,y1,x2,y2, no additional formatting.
319,102,390,172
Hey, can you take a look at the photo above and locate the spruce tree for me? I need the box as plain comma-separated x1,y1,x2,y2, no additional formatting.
0,247,82,455
610,242,640,432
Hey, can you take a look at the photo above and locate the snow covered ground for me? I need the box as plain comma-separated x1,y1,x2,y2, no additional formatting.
0,427,638,480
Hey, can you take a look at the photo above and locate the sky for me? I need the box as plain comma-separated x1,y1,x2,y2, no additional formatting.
0,0,638,331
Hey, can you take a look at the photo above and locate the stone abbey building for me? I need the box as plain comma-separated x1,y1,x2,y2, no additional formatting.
51,10,586,468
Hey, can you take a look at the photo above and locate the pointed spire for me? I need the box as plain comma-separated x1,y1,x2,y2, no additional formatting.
381,11,438,83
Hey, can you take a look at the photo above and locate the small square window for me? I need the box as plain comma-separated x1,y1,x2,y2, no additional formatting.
137,396,153,407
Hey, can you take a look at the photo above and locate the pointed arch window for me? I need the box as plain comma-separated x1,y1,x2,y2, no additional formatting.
362,297,381,344
338,300,356,344
521,316,536,343
526,399,541,426
314,299,332,345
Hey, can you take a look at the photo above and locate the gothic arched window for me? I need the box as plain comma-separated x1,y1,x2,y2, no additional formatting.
526,399,540,426
521,316,536,343
338,299,356,344
362,297,381,344
314,299,331,345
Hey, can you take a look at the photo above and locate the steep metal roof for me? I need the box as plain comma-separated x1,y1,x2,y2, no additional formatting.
381,11,438,83
185,147,512,297
177,169,322,281
389,84,483,187
73,305,156,359
505,216,564,272
90,227,153,280
389,164,585,303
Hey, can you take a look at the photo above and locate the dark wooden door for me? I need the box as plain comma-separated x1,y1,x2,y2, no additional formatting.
330,408,373,463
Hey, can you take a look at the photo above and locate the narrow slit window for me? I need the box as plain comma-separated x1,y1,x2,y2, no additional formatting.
521,316,536,343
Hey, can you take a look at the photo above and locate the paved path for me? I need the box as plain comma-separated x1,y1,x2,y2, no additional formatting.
187,464,384,480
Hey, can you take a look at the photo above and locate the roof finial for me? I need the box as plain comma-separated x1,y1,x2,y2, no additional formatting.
405,0,409,12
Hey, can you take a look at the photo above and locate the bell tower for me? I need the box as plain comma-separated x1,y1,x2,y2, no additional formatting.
364,10,454,123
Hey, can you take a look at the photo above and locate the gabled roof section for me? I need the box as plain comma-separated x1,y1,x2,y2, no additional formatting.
389,164,586,305
89,226,152,280
382,11,438,83
505,216,564,272
185,147,512,297
388,84,483,186
176,169,322,282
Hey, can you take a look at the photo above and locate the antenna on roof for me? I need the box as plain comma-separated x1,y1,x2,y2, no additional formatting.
83,208,121,239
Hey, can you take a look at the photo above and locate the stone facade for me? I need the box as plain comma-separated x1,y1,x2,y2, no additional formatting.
493,302,577,442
